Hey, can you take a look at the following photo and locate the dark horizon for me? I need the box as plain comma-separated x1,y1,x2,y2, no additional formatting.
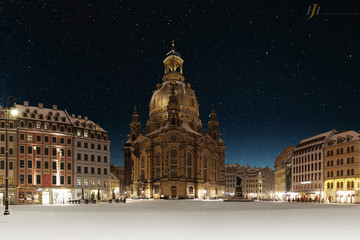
1,1,359,168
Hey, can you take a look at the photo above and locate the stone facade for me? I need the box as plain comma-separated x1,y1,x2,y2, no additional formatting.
123,46,226,199
274,145,295,200
324,130,360,203
68,113,110,202
292,130,337,201
0,108,18,205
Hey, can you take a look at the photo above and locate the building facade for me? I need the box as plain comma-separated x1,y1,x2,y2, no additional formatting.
0,101,111,204
225,164,239,197
292,130,337,201
274,145,295,200
324,130,360,203
110,172,121,199
243,167,275,200
123,45,226,199
110,164,125,196
16,102,74,204
0,108,18,205
68,113,110,202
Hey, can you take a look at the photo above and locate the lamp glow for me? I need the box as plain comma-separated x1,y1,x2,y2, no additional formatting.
10,108,18,116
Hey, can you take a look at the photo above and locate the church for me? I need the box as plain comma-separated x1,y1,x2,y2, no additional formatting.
123,43,226,199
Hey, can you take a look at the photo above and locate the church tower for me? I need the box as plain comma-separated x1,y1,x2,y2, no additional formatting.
129,105,141,141
208,105,220,141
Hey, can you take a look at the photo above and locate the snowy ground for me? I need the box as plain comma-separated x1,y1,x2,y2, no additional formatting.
1,200,359,240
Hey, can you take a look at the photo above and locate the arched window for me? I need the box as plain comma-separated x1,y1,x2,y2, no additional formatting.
347,181,350,188
340,148,343,154
347,158,350,164
336,182,339,188
336,149,339,155
341,159,343,165
187,153,192,166
341,170,343,176
347,147,350,153
170,150,177,164
141,156,145,168
156,153,161,166
171,118,176,125
337,170,339,176
189,186,194,194
351,157,354,163
351,181,354,188
337,159,339,165
347,169,350,176
351,169,354,175
351,146,354,152
327,182,330,188
203,155,207,168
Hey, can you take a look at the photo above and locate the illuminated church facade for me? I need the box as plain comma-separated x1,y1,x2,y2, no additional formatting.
123,44,226,199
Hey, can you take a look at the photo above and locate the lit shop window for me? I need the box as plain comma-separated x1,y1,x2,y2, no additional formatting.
97,180,101,186
91,179,95,186
104,180,108,187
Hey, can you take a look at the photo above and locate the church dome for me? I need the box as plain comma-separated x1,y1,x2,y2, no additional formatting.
149,80,200,123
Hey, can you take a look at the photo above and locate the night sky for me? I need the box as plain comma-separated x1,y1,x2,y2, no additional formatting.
1,1,359,168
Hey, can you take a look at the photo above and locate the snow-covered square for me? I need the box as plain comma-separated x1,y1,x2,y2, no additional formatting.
1,200,359,240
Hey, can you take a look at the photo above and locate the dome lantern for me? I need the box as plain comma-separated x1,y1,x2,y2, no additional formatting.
162,41,184,82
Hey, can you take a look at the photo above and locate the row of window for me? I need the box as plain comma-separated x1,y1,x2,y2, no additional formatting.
327,181,356,189
19,160,71,170
19,174,71,185
20,134,72,145
0,147,14,155
0,134,15,142
0,161,14,170
293,173,322,182
293,143,323,156
20,146,71,157
326,146,355,156
19,121,71,132
76,130,108,140
76,178,108,187
0,176,14,184
293,162,321,174
146,151,207,168
76,166,108,175
293,184,321,190
293,153,321,165
77,153,108,163
76,141,108,150
326,157,355,167
0,121,15,129
326,169,355,177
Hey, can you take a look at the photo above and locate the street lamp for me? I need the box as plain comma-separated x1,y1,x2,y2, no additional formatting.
4,96,18,215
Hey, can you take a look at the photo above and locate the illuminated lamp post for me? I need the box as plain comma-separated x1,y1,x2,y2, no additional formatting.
4,96,18,215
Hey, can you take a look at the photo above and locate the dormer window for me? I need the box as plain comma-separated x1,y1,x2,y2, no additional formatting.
75,121,79,126
36,123,41,129
61,117,66,122
54,116,59,121
44,124,49,130
25,109,30,113
47,116,51,120
31,114,35,118
39,114,43,119
33,110,38,114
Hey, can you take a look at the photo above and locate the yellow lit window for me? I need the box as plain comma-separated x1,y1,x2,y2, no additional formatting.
27,134,33,141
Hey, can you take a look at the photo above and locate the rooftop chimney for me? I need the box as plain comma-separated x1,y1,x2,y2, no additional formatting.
78,115,82,119
71,114,75,118
23,101,29,107
84,116,88,120
38,103,44,109
52,105,57,110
